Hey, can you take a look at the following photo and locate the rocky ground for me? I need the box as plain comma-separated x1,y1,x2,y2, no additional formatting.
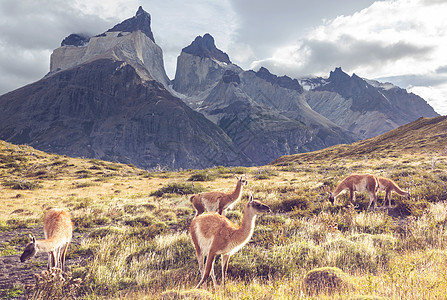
0,227,87,299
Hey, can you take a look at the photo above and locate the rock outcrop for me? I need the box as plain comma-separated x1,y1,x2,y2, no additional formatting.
49,7,170,88
173,34,241,97
304,67,439,139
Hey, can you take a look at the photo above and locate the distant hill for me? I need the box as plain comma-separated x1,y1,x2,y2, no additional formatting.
271,116,447,165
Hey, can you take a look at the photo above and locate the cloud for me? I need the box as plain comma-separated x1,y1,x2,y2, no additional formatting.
252,0,446,77
436,66,447,74
0,0,120,95
252,35,432,78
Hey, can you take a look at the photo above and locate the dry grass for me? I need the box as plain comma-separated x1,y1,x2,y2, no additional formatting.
1,139,447,299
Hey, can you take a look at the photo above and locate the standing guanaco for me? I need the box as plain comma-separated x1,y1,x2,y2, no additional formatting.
190,175,247,216
20,208,73,271
190,194,270,288
378,176,410,207
329,174,379,209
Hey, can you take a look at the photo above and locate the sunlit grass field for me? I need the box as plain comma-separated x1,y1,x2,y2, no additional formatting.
1,138,447,299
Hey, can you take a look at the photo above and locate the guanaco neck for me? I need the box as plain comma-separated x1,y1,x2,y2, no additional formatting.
35,238,64,252
230,180,243,200
233,206,257,244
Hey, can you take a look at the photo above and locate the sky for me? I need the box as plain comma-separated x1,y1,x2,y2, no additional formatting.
0,0,446,115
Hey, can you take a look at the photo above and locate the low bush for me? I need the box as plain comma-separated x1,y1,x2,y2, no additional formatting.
187,170,216,182
3,179,43,190
303,267,349,296
150,182,204,197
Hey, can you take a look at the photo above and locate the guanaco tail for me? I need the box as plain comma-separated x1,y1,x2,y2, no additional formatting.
329,174,379,209
20,208,73,271
190,175,248,216
190,194,270,288
378,177,410,207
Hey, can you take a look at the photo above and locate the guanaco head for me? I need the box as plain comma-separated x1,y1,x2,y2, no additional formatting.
247,193,271,214
235,175,248,187
328,192,335,204
20,234,37,262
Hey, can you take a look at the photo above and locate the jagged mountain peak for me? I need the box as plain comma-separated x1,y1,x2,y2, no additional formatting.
328,67,351,82
61,33,91,47
106,6,155,42
182,33,231,64
255,67,303,93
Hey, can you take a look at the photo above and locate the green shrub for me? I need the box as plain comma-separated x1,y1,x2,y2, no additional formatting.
3,179,42,190
150,182,204,197
73,214,111,230
303,267,349,295
187,170,216,182
324,238,381,273
129,222,167,240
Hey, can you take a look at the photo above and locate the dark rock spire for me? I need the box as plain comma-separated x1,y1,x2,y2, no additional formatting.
182,33,231,64
106,6,155,42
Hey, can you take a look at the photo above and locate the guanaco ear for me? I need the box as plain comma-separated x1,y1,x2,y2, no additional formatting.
248,192,253,203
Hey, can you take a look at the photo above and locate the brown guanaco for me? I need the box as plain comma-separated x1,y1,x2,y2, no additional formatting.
329,174,379,209
190,194,270,288
378,176,410,207
190,175,247,216
20,208,73,271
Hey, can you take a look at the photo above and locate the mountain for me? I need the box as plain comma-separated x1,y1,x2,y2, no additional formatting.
0,8,249,169
0,7,440,169
302,67,439,139
271,115,447,165
173,33,242,98
49,6,170,89
172,35,356,164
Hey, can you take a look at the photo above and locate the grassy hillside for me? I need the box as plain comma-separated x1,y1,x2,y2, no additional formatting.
272,116,447,164
1,116,447,299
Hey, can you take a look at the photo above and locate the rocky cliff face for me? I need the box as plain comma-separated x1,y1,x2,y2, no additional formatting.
173,40,355,164
49,7,170,88
304,67,439,139
173,34,242,98
0,59,248,169
199,72,319,164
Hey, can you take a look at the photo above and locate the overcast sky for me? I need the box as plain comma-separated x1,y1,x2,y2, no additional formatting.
0,0,446,115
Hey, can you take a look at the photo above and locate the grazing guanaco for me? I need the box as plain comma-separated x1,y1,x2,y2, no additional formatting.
378,177,410,208
190,175,248,216
190,194,270,289
329,174,379,209
20,208,73,271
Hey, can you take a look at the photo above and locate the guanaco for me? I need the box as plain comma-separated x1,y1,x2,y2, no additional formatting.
20,208,73,271
329,174,379,209
190,194,270,288
190,175,248,216
378,177,410,207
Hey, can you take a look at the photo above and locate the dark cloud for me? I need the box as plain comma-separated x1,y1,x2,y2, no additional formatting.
228,0,376,58
0,0,118,95
436,66,447,74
